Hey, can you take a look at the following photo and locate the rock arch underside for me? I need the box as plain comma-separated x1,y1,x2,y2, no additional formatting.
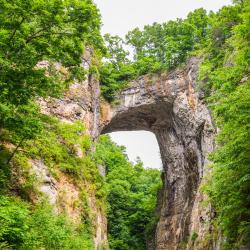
100,58,216,250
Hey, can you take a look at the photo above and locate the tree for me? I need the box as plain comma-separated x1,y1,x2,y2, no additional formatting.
94,135,162,250
103,34,129,68
0,0,104,139
200,1,250,247
99,35,135,102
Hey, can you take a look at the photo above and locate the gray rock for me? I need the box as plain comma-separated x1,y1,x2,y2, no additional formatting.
101,58,216,250
30,159,57,205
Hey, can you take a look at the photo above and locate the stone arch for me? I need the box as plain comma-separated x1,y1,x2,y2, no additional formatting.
100,58,215,249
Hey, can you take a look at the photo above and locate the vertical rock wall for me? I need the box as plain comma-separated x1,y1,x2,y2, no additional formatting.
101,58,216,250
36,49,108,249
36,56,216,249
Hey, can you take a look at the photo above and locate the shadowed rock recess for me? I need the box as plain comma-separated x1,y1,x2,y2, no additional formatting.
100,58,216,250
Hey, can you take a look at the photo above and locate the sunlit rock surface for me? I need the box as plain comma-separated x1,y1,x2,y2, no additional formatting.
39,55,216,249
37,49,107,250
101,58,216,250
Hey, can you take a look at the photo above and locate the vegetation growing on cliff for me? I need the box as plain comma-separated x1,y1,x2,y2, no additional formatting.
199,1,250,247
0,0,249,249
0,197,94,249
0,115,106,249
95,135,162,250
0,1,105,248
0,0,104,140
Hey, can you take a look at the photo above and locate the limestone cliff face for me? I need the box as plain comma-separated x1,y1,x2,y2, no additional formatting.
34,49,107,250
101,58,216,250
36,56,216,249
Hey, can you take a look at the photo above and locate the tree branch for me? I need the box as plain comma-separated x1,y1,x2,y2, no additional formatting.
6,137,25,165
9,16,26,43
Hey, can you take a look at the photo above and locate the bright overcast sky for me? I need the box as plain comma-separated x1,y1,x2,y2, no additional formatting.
95,0,232,169
109,131,163,169
94,0,232,37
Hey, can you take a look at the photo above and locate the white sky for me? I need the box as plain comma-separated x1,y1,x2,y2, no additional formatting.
95,0,231,169
95,0,232,37
109,131,163,169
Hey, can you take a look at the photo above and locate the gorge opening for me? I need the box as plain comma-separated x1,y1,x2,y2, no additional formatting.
109,131,162,170
96,130,163,249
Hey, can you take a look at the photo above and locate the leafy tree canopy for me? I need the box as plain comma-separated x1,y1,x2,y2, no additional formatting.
94,135,162,250
0,0,104,138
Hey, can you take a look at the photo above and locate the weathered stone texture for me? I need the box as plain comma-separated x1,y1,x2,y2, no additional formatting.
35,49,107,250
101,58,216,250
37,56,216,249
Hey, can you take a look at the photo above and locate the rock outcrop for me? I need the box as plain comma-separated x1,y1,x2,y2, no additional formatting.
101,58,216,249
35,49,108,250
36,56,216,249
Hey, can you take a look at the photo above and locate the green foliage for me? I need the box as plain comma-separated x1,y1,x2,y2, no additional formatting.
95,135,162,250
200,1,250,248
99,35,136,102
23,202,94,250
191,232,198,242
0,0,104,138
0,102,44,141
103,34,130,67
100,8,209,101
0,196,94,249
0,146,12,192
22,118,94,177
0,0,103,104
0,196,29,247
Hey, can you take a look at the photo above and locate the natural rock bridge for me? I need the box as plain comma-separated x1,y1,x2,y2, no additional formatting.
100,58,215,249
39,55,216,249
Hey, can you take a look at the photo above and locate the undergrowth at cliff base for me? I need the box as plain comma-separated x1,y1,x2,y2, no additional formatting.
0,196,94,250
0,116,106,249
94,135,162,250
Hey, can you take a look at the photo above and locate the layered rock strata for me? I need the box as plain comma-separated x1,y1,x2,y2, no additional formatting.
101,58,215,250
